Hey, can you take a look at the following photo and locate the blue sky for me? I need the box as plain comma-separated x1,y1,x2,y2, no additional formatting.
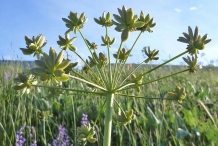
1,0,218,66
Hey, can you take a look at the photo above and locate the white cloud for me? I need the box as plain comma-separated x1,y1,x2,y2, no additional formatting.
190,7,197,10
175,8,181,12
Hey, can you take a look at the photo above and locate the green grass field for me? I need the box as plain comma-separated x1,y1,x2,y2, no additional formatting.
0,61,218,146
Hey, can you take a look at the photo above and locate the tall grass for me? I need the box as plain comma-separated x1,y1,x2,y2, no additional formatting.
0,62,218,145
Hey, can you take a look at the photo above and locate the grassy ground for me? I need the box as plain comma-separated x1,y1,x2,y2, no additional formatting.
0,62,218,146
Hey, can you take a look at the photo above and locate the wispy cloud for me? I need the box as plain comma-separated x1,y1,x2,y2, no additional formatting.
175,8,181,12
190,7,197,10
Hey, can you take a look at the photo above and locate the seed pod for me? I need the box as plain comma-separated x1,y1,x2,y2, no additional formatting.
193,26,199,41
54,70,64,77
204,39,211,44
121,6,127,21
106,12,110,20
58,74,69,82
183,32,190,40
35,60,47,69
25,36,33,45
121,28,130,42
36,35,46,47
113,14,125,24
13,84,26,90
20,48,34,55
43,53,54,70
195,42,204,50
126,8,134,24
56,60,71,70
55,50,64,66
29,43,37,51
144,14,150,24
201,34,208,42
188,26,194,40
49,48,57,63
31,68,46,75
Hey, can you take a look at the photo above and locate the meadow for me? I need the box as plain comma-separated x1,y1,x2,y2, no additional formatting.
0,61,217,146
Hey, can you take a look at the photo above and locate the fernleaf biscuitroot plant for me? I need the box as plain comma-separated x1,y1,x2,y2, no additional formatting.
13,6,211,146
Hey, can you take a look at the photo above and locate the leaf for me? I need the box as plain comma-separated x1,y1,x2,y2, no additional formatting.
182,109,198,127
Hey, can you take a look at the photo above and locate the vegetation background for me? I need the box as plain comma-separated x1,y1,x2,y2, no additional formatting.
0,60,217,146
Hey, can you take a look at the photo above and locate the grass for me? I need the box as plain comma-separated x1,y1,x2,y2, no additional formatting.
0,61,218,145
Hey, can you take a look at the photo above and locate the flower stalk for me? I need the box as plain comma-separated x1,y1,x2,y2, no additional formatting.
103,93,115,146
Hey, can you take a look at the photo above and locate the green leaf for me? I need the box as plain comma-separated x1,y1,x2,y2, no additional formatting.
182,109,198,127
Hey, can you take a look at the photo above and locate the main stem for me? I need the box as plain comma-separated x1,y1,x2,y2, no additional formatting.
103,93,115,146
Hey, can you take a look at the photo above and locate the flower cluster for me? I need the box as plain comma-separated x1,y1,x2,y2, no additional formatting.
113,48,131,63
77,123,97,145
117,109,136,125
62,11,88,34
112,6,156,42
101,35,116,47
15,124,37,146
136,11,156,32
177,26,211,56
142,46,159,63
183,55,198,73
15,125,26,146
94,12,113,27
81,113,89,126
27,126,37,146
13,73,37,94
57,34,77,51
168,86,186,104
51,124,70,146
31,48,70,83
4,71,10,81
20,34,47,57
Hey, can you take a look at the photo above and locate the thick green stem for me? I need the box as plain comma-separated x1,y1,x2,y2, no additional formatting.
103,93,115,146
